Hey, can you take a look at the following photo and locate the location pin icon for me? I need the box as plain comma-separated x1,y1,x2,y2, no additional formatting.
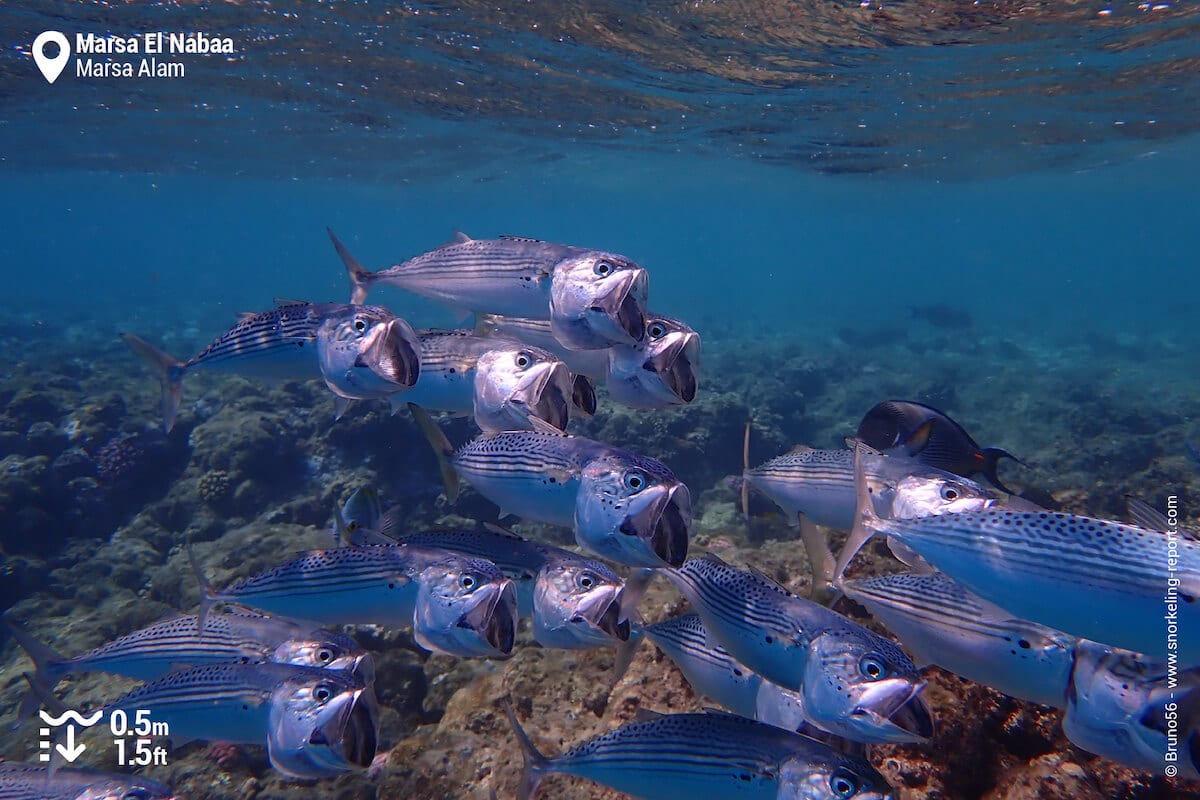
33,31,70,84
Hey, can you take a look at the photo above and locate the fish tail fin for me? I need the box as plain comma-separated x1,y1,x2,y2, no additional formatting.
503,699,550,800
833,439,881,586
327,227,374,305
408,402,459,503
120,333,185,433
741,420,752,533
185,541,218,630
2,618,66,724
980,447,1021,494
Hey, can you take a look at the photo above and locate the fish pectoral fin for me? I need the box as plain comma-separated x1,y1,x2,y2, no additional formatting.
482,522,524,540
842,436,882,456
527,416,567,436
331,394,355,420
898,419,935,455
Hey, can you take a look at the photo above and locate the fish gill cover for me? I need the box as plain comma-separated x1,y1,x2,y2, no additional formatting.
0,2,1199,800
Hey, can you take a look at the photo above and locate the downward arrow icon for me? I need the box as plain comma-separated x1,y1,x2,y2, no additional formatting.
55,725,86,762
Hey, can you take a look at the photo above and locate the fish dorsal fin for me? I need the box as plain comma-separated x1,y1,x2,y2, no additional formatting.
787,443,816,454
482,522,525,540
842,437,881,456
747,564,794,597
449,231,473,245
499,235,544,243
632,707,666,723
236,311,257,322
528,415,568,436
1126,495,1170,531
272,298,309,307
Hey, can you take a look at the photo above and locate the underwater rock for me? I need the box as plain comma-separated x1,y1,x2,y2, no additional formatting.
984,754,1105,800
51,447,95,483
24,420,66,456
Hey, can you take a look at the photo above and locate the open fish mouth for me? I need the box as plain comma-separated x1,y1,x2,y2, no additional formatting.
853,679,934,742
591,269,648,345
619,484,692,567
462,581,518,656
526,362,572,430
596,592,631,641
361,318,421,388
647,333,700,404
572,585,631,642
571,374,598,415
309,690,378,770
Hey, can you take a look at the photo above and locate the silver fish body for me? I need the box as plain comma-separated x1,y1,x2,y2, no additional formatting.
842,572,1076,707
866,511,1200,664
342,233,560,315
547,249,649,349
7,609,370,688
209,545,517,658
0,764,175,800
397,529,630,649
398,330,575,432
1064,641,1200,779
665,555,933,744
450,430,691,567
102,662,378,779
643,613,767,718
338,231,648,348
507,706,895,800
476,313,701,408
744,446,995,532
606,315,700,408
122,302,420,431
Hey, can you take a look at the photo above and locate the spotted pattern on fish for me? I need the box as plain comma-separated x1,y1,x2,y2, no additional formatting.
670,556,804,636
874,511,1200,594
216,546,422,602
189,303,350,368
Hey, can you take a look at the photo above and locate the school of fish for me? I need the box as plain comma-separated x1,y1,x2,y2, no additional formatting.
4,229,1196,800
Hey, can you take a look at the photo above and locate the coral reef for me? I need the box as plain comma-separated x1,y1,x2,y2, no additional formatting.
0,320,1197,800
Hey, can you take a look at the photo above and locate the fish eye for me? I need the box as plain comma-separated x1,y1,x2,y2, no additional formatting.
460,574,477,590
940,485,960,501
353,317,367,333
579,573,596,590
593,260,613,277
859,654,886,680
316,647,335,663
623,471,646,491
314,683,335,703
830,769,859,798
647,322,666,339
516,352,532,368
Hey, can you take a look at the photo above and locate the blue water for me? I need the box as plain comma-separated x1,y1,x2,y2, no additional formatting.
3,2,1200,798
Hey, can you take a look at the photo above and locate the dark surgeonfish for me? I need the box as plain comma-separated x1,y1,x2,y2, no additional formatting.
0,764,175,800
411,405,691,568
477,312,702,408
33,663,378,779
122,302,421,431
504,703,896,800
856,400,1022,493
330,229,648,349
